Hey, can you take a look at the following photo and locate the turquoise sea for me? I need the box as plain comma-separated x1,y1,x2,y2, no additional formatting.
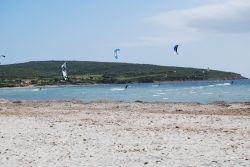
0,80,250,104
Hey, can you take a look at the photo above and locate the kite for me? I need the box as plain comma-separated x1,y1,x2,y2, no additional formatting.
114,48,120,59
173,45,179,55
61,62,68,80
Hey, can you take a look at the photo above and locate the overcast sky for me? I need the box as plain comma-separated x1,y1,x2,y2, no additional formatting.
0,0,249,77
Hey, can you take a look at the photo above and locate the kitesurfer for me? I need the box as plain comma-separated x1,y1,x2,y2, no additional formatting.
125,85,128,89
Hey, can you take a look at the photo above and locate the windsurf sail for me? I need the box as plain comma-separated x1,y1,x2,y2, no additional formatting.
61,62,68,80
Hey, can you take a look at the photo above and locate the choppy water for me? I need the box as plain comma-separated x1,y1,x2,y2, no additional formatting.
0,80,250,104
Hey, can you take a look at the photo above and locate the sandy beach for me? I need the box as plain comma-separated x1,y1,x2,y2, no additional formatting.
0,100,250,166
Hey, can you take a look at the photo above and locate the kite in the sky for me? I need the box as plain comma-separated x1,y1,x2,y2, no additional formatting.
114,48,120,59
61,62,68,80
173,45,179,55
0,55,5,64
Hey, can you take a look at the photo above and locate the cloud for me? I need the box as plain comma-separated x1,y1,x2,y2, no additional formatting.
146,0,250,33
119,0,250,48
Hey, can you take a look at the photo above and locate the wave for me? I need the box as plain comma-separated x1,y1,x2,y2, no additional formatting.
32,89,40,92
33,88,46,91
111,88,126,91
157,92,165,95
208,83,231,87
217,83,231,86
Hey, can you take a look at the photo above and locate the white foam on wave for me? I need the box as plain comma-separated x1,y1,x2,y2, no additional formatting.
189,90,197,94
163,97,169,100
111,88,125,91
32,88,46,91
209,83,231,87
190,86,204,90
32,89,40,92
217,83,231,86
153,95,160,97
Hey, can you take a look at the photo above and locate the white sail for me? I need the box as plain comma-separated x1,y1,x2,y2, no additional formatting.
61,62,68,80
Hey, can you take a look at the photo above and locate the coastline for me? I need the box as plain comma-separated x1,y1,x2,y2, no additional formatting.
0,100,249,166
0,78,248,89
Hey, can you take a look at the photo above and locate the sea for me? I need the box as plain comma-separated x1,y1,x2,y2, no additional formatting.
0,79,250,104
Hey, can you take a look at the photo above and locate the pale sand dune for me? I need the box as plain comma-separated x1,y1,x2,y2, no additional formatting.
0,100,250,166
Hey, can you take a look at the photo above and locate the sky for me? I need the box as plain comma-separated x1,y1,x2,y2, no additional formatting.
0,0,250,77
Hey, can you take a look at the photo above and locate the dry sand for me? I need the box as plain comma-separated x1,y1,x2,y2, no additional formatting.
0,100,250,167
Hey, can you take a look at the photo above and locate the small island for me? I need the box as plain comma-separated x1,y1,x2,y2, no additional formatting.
0,61,246,87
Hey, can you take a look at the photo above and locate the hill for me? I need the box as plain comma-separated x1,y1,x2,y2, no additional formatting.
0,61,245,87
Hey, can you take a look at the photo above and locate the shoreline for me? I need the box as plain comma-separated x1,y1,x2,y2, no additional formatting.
1,100,250,116
1,98,250,105
0,78,248,89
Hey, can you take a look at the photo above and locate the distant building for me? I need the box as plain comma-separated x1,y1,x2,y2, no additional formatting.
20,80,32,87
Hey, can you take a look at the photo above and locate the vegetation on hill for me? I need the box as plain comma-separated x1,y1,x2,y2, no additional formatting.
0,61,245,87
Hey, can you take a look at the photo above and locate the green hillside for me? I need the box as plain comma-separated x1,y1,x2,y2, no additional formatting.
0,61,245,87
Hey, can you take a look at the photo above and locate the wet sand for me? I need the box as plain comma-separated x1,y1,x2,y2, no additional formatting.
0,100,250,166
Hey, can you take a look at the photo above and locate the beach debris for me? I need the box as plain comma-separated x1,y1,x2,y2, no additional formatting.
61,62,68,80
114,48,120,59
212,101,231,107
244,102,250,105
12,100,22,104
173,45,179,55
135,100,143,103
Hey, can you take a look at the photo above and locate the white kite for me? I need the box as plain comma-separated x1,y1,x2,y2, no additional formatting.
61,62,68,80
